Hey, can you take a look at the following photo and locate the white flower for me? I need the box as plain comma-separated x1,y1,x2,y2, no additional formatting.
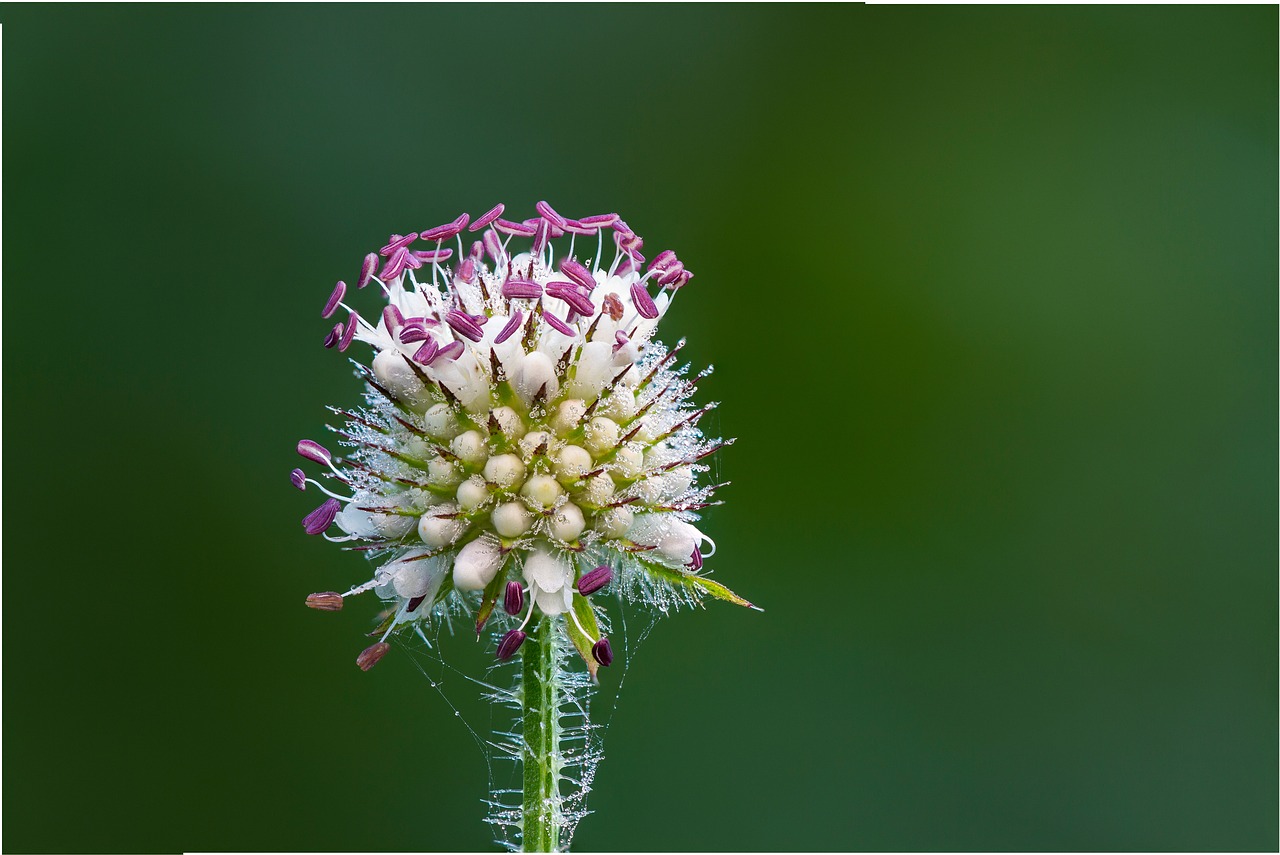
293,202,750,672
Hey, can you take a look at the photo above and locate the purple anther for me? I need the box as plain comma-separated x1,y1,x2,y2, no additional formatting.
544,312,575,336
322,281,346,318
356,641,390,671
657,262,686,288
358,252,378,289
577,565,614,596
399,325,429,344
494,311,523,344
535,200,567,228
613,255,637,277
612,330,629,353
379,232,418,257
339,311,358,352
649,250,677,271
562,219,597,236
289,468,307,490
297,439,332,465
446,310,484,342
544,281,594,316
531,217,550,255
504,581,524,616
503,278,543,299
494,218,537,237
496,629,527,661
560,259,597,292
483,229,505,264
412,338,439,365
578,213,620,227
611,218,633,235
432,340,465,363
591,637,614,667
401,249,423,271
306,591,344,611
420,213,469,242
406,594,427,612
457,258,476,283
380,246,409,281
382,304,405,336
469,240,484,261
603,293,625,321
631,282,659,319
688,546,703,571
413,248,454,263
302,498,341,535
323,322,343,349
470,203,504,231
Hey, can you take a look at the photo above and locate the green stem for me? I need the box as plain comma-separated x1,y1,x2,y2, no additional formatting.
521,616,561,852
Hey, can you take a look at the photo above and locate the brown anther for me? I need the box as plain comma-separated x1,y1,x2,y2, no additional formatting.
356,642,391,671
603,293,624,321
305,592,344,611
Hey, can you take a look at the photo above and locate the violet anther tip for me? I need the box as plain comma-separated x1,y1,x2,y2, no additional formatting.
302,498,341,535
289,468,306,490
296,439,331,465
323,281,346,319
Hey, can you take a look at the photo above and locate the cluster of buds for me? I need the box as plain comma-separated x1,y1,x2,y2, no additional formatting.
292,202,750,676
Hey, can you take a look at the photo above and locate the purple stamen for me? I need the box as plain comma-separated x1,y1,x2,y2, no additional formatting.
471,203,504,231
631,282,659,319
611,218,633,235
496,629,527,661
657,262,686,287
323,322,343,349
535,200,567,228
649,249,677,271
457,258,476,282
379,232,418,257
577,565,614,596
402,250,423,271
358,252,378,289
420,213,469,242
612,330,629,353
503,278,543,299
578,213,620,227
544,281,594,316
525,217,565,239
494,311,523,344
494,218,537,237
560,259,596,292
382,304,405,335
380,246,409,281
297,439,332,465
322,281,346,319
306,592,344,611
446,310,485,342
357,641,390,671
412,338,439,364
302,498,341,535
431,340,465,363
339,311,358,352
504,581,524,616
483,229,505,264
544,312,575,336
591,637,614,667
562,219,597,236
406,594,427,612
289,468,306,490
412,248,454,263
531,217,550,255
399,325,429,344
613,255,637,277
469,240,484,261
688,546,703,571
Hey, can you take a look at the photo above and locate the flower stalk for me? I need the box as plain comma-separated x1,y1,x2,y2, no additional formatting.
521,615,561,852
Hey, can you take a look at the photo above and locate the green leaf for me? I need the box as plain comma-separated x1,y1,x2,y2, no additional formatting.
638,559,759,610
564,591,602,681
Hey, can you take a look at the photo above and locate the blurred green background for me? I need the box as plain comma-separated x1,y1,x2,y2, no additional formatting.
3,4,1275,852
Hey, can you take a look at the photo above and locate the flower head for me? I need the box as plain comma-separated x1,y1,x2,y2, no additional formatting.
293,202,752,675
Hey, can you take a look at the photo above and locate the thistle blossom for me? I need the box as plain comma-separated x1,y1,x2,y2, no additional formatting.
292,202,752,677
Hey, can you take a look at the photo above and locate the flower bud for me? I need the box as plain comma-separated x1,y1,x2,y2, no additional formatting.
549,502,585,542
453,538,504,590
584,417,619,455
450,430,489,466
552,445,592,484
613,444,644,480
492,501,533,537
456,475,489,510
491,405,526,440
552,399,587,435
483,453,526,489
520,474,563,507
598,506,633,538
418,504,464,547
515,351,558,403
421,403,461,440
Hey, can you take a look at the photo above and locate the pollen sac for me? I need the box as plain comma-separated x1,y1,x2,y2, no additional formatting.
356,642,391,671
295,203,750,670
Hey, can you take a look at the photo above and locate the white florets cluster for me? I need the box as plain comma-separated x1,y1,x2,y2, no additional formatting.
293,203,749,673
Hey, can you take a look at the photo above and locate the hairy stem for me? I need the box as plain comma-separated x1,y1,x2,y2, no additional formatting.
522,616,561,852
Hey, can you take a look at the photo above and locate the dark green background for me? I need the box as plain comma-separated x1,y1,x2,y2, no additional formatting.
4,4,1275,852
